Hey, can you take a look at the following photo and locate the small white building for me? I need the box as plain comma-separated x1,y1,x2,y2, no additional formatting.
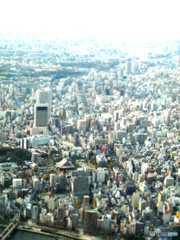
13,178,22,187
96,168,106,183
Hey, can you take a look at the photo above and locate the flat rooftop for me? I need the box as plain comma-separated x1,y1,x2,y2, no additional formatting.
0,162,18,170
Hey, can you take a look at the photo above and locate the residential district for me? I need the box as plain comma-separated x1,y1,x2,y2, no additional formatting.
0,37,180,240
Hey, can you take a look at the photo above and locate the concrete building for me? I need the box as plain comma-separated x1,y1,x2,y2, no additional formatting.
50,174,57,188
84,209,98,232
77,119,86,132
71,171,91,197
96,168,106,183
0,194,7,217
20,138,30,150
34,104,49,128
31,205,39,220
13,178,22,187
126,59,132,75
33,177,40,191
36,89,51,118
132,192,140,209
164,176,174,186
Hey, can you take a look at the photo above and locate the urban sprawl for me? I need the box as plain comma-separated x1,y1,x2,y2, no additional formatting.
0,38,180,240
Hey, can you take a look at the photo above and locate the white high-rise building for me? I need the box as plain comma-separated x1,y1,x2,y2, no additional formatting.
126,59,132,75
50,174,57,188
48,198,55,211
132,192,140,209
20,138,30,150
40,208,47,223
36,89,51,118
96,168,106,183
32,89,51,135
33,177,40,191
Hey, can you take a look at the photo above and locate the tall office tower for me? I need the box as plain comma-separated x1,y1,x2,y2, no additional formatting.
77,119,86,132
83,196,90,206
132,192,140,209
126,58,132,75
0,194,7,217
33,177,40,191
132,60,139,73
58,175,66,191
114,110,119,122
84,209,98,232
20,138,30,150
39,208,47,223
34,104,49,127
36,89,51,118
0,90,2,107
31,205,39,220
50,173,57,188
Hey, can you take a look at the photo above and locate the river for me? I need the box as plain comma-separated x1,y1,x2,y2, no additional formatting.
0,227,64,240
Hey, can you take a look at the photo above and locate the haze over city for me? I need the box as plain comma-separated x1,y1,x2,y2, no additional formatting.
0,0,180,41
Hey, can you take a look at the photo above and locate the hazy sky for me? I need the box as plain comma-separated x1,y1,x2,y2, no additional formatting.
0,0,179,41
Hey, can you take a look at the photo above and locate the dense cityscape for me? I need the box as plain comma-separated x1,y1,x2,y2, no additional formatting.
0,36,180,240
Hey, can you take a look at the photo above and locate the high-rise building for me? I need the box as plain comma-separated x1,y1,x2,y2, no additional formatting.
136,133,147,144
71,175,91,197
57,206,66,226
31,205,39,220
132,192,140,209
0,194,7,216
129,221,144,235
58,175,66,191
36,89,51,118
48,198,55,212
71,213,79,229
39,208,47,223
50,174,57,188
83,195,90,206
96,168,106,183
77,119,86,132
20,138,30,150
84,209,98,232
125,183,136,195
32,89,51,135
34,104,49,128
126,59,132,75
114,110,119,122
33,177,40,191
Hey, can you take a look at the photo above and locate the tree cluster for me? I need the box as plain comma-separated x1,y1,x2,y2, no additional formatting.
0,147,31,165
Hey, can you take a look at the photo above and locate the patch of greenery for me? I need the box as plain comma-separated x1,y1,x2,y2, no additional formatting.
0,147,31,165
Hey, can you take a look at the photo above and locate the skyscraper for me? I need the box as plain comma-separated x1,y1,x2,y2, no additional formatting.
84,209,98,232
0,194,7,217
20,138,30,150
36,89,51,118
31,89,52,135
126,58,132,75
50,173,56,188
34,104,49,128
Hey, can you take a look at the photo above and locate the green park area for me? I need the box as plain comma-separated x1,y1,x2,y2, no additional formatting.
0,147,31,166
